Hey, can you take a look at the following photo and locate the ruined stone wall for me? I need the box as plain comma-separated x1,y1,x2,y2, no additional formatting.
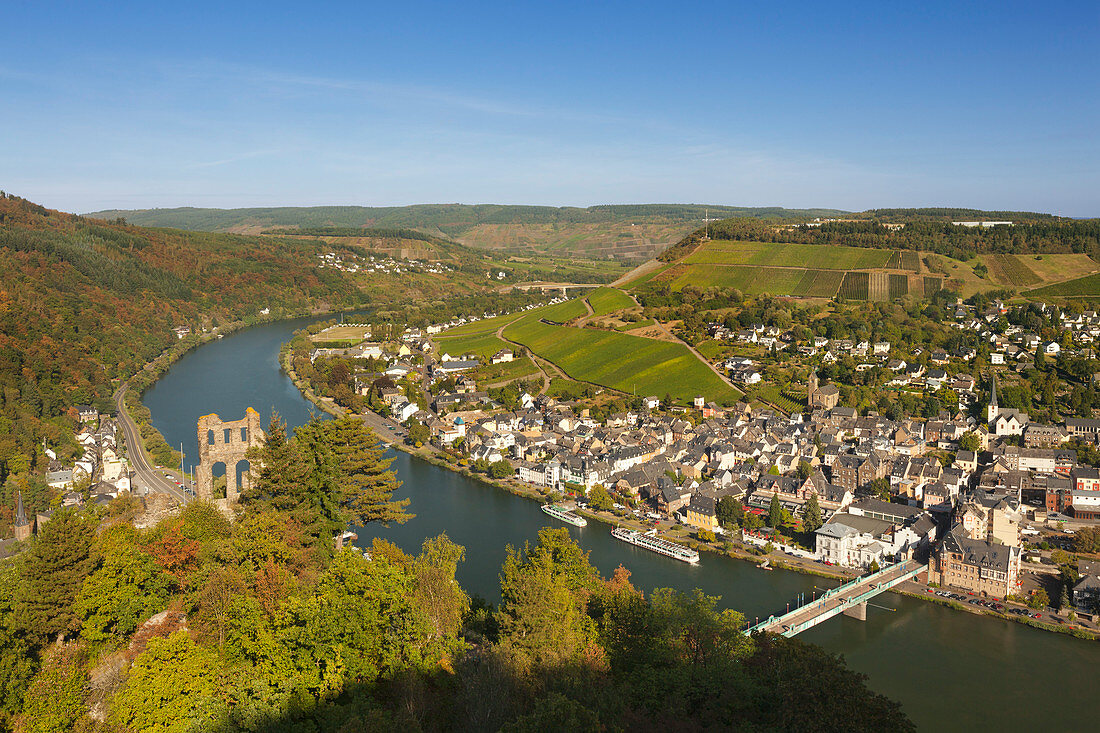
195,408,264,505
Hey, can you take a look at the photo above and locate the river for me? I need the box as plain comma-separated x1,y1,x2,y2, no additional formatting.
141,316,1097,731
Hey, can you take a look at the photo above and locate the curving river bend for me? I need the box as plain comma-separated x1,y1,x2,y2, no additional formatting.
140,316,1097,731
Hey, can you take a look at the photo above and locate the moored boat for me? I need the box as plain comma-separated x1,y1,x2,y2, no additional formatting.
612,527,700,564
541,503,587,527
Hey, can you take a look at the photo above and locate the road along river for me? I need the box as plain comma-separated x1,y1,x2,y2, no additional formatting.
140,316,1098,732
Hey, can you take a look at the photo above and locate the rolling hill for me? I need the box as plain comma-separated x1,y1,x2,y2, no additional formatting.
85,204,850,262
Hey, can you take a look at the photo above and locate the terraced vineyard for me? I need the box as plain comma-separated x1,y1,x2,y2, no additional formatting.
652,239,943,298
987,253,1041,287
501,311,740,404
838,271,943,301
888,273,909,299
838,272,870,300
683,241,892,269
795,269,846,297
885,250,922,271
666,265,808,294
743,384,803,414
1027,272,1100,298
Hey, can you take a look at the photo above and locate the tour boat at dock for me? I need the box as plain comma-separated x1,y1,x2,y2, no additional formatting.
541,503,587,528
612,527,700,564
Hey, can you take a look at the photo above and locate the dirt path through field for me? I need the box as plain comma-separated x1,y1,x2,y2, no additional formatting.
619,292,744,398
494,317,551,395
612,259,663,286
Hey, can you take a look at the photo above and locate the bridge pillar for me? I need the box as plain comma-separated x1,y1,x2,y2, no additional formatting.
843,601,867,621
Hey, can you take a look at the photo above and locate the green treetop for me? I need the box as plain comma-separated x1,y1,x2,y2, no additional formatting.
767,493,783,529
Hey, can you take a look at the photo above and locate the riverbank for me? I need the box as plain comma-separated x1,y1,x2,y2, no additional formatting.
277,327,1098,642
123,308,350,471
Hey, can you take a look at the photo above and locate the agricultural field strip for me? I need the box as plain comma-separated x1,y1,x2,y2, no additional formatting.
1027,272,1100,298
433,333,511,359
683,241,893,270
438,297,589,339
665,264,842,297
1018,254,1099,283
503,313,739,403
986,253,1041,287
586,286,636,316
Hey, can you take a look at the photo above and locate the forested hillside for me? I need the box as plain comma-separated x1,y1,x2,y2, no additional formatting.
0,194,366,485
87,203,849,234
0,415,913,731
659,215,1100,263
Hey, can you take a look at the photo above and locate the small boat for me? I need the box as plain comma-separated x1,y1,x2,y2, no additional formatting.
541,503,587,528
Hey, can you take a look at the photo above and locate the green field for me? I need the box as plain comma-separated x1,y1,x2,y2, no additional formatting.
667,265,805,294
987,254,1041,287
537,298,589,322
477,356,540,383
440,311,526,337
794,269,846,297
434,333,510,359
621,263,673,287
1027,272,1100,298
587,286,635,316
439,297,588,338
838,271,869,300
502,312,740,404
683,240,892,270
664,265,843,297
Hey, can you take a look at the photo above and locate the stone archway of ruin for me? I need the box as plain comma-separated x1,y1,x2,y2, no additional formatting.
195,408,264,506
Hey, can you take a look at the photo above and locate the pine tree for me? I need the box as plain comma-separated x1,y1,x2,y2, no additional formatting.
15,509,97,642
242,413,310,513
767,493,783,529
244,416,410,548
323,417,410,527
803,493,823,533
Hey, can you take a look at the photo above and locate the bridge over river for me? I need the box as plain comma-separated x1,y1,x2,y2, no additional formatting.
746,560,926,637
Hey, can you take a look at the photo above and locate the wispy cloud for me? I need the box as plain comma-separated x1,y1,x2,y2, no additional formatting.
163,59,542,118
185,148,287,169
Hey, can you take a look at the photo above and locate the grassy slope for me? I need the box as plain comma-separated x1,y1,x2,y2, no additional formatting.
434,333,510,359
1027,272,1100,298
587,287,635,316
986,253,1041,287
1013,254,1098,283
664,265,812,295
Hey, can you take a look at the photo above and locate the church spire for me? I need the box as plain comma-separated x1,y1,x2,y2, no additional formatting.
12,490,31,542
987,373,1000,423
13,490,27,527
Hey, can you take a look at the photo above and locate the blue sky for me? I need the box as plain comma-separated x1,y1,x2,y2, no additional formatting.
2,1,1097,215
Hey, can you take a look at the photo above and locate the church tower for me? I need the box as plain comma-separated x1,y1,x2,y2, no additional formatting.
13,490,32,542
987,373,1000,423
807,370,819,406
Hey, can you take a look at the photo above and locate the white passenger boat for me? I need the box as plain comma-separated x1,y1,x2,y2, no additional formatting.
612,527,700,563
541,503,588,527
